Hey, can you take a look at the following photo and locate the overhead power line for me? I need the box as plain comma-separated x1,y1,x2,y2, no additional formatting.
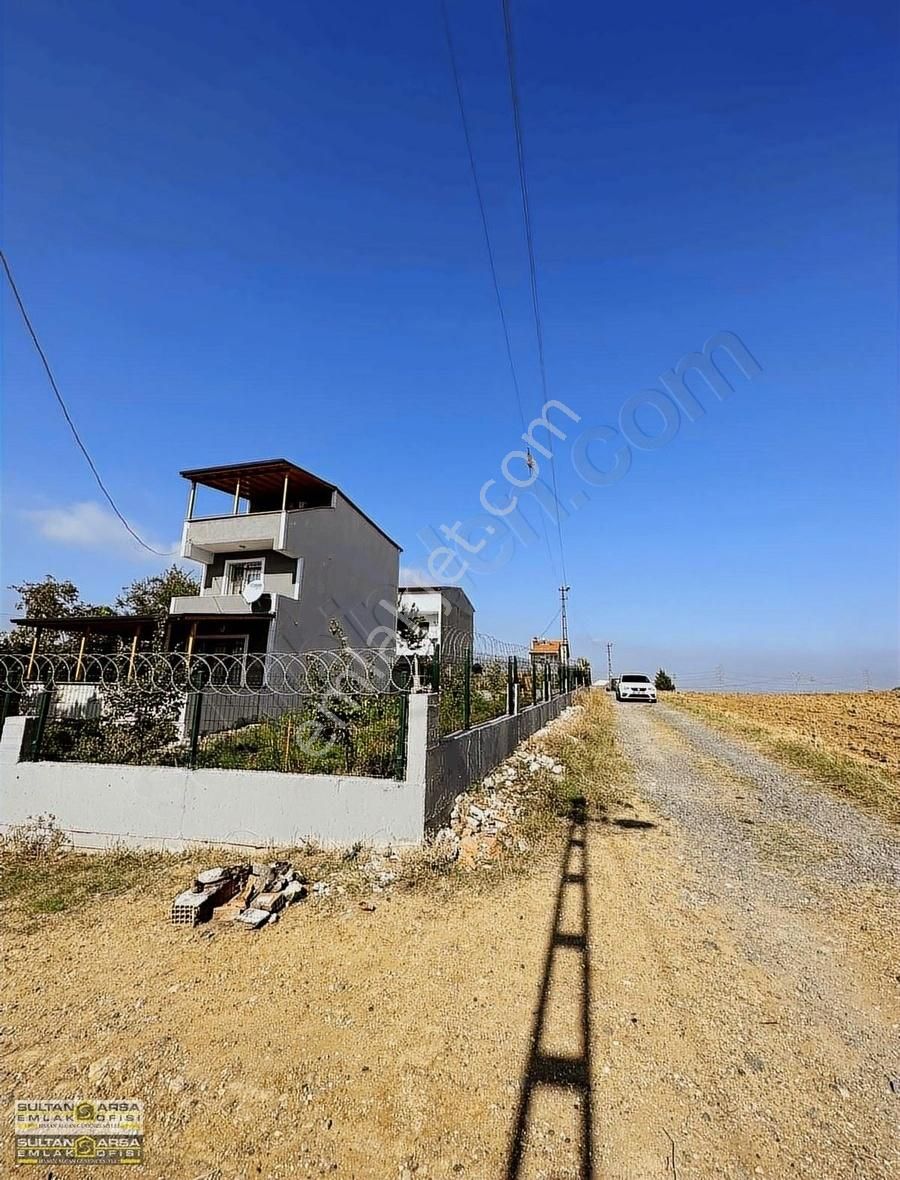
439,0,559,582
440,0,527,434
499,0,569,587
0,249,174,557
536,606,561,638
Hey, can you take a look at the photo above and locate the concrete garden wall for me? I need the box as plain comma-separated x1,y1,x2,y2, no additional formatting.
0,690,576,849
0,717,423,850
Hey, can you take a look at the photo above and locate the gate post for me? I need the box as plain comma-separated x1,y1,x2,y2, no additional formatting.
27,689,53,761
188,689,204,768
463,651,472,731
405,691,434,786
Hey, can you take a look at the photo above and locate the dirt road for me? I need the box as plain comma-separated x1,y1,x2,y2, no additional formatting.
3,695,898,1178
604,699,899,1179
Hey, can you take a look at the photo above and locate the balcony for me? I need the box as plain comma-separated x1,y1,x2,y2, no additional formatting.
168,594,275,617
181,510,300,563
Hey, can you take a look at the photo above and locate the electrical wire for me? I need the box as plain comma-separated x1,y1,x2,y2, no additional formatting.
0,249,174,557
438,0,560,583
536,606,561,638
500,0,568,587
440,0,527,435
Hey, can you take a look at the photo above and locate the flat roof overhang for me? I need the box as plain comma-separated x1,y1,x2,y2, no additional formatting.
180,458,335,501
399,584,476,613
12,615,157,637
167,613,274,623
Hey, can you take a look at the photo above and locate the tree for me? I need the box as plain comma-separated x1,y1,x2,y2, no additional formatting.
12,575,84,619
116,566,199,628
0,576,109,654
98,566,200,757
655,668,676,692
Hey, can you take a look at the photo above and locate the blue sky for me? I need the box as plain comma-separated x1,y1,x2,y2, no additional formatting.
2,0,897,688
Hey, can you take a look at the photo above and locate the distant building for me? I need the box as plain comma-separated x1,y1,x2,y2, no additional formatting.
397,585,475,658
168,458,400,659
531,638,565,664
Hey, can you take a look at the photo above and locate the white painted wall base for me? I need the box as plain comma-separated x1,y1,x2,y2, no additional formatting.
0,760,425,850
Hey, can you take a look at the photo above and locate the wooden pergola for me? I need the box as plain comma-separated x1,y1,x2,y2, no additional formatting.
12,615,158,680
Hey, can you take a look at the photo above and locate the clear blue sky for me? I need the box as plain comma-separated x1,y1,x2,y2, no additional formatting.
2,0,897,688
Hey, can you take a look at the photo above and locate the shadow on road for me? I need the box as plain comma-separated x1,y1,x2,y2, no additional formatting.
505,795,595,1179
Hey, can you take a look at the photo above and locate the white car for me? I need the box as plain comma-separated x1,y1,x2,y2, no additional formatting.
616,673,657,703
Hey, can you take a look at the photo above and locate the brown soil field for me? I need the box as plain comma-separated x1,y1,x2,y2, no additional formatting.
669,692,900,822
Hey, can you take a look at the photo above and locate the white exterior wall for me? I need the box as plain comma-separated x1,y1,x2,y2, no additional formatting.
0,762,425,849
397,590,443,656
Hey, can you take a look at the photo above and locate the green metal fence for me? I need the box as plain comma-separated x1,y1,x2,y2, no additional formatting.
437,652,591,737
17,655,592,771
25,687,409,779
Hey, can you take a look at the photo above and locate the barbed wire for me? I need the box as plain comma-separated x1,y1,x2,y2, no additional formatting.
0,640,567,697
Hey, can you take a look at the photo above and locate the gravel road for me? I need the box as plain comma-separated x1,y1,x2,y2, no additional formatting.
609,698,900,1179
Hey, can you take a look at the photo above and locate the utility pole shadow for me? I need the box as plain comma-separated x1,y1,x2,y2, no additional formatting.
505,795,595,1179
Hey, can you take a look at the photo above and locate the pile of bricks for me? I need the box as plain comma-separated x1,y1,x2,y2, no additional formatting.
170,861,308,930
233,860,308,928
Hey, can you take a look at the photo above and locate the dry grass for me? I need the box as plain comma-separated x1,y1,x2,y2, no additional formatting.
5,689,896,1178
538,687,632,813
669,692,900,823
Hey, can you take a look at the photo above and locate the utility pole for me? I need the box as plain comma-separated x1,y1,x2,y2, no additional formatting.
606,641,613,683
559,585,570,664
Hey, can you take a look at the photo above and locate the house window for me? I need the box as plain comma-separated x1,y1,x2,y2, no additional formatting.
224,559,264,596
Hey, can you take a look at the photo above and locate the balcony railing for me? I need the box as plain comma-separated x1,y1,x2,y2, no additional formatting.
181,510,300,559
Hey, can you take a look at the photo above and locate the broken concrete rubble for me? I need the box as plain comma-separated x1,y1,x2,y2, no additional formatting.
234,907,271,929
170,860,307,930
253,891,287,914
431,706,576,871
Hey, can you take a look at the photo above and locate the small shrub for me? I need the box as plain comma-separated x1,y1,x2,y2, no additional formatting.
1,814,70,860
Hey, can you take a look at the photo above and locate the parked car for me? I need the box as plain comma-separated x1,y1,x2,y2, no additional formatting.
616,673,657,703
606,677,619,693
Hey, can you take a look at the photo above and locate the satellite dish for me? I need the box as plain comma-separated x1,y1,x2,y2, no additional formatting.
241,578,265,605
